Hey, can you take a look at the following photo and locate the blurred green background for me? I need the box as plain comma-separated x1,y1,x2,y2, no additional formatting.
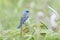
0,0,60,40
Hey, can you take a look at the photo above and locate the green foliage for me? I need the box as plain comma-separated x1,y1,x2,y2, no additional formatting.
0,0,60,40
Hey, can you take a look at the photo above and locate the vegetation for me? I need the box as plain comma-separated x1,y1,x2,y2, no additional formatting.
0,0,60,40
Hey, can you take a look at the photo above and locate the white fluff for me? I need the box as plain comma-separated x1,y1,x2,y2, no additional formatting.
37,11,44,17
48,6,58,27
50,12,57,27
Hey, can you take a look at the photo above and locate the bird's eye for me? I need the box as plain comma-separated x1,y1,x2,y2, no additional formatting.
25,10,29,13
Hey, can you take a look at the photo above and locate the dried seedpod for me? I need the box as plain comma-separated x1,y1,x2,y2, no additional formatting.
23,27,29,33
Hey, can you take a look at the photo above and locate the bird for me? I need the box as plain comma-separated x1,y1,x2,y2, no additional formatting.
17,9,29,29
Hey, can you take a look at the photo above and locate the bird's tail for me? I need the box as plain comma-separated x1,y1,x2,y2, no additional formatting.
17,24,22,29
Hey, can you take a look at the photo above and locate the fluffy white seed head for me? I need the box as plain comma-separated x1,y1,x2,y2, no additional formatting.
50,12,57,27
37,11,44,17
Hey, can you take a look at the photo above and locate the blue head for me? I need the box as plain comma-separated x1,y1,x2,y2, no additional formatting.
24,9,29,15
